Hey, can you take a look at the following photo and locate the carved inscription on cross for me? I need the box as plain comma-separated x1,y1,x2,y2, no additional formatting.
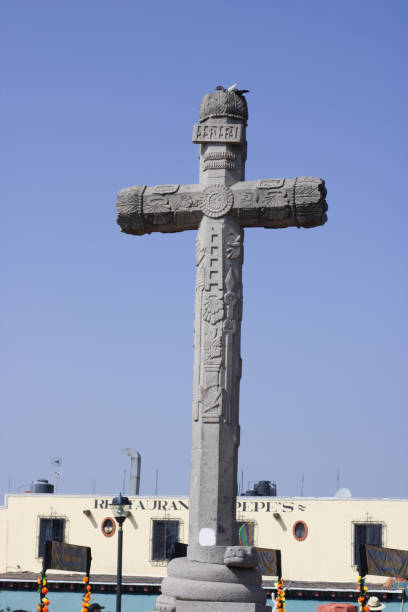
115,86,327,608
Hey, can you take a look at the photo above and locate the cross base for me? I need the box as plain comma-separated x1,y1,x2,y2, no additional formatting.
154,557,267,612
154,596,271,612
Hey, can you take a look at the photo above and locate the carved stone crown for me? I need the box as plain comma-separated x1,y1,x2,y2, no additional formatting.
200,86,248,123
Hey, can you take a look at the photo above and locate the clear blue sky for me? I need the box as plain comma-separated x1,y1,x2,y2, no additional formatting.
1,0,407,501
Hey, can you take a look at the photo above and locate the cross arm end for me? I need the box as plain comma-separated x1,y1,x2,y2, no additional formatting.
115,183,203,236
230,176,328,230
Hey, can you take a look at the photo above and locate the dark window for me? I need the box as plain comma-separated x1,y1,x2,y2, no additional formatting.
236,521,255,546
354,523,383,566
38,518,65,557
151,520,179,561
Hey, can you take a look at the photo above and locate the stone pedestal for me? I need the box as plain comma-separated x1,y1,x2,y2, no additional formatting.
155,553,268,612
177,603,271,612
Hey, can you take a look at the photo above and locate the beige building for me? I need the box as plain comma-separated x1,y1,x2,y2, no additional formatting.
0,494,406,583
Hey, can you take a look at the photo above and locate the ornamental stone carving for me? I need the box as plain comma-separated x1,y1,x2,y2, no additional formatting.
202,295,224,324
115,185,145,217
116,176,327,235
198,184,234,218
199,86,248,123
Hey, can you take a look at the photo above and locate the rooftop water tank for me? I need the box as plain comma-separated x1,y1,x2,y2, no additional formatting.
253,480,277,496
31,479,54,494
243,480,277,496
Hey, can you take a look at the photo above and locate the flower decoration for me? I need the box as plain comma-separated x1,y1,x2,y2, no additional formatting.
203,296,224,324
37,573,49,611
116,186,144,217
82,575,91,611
357,574,370,612
144,196,170,214
275,578,286,611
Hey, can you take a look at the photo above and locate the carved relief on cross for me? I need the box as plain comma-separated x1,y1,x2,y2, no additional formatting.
115,176,327,236
115,86,327,555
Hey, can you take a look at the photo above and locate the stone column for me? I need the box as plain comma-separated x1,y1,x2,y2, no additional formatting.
188,213,243,560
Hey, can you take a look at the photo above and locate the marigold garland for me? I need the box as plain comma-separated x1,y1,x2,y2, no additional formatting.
357,575,369,612
36,572,49,612
275,578,286,611
81,574,91,611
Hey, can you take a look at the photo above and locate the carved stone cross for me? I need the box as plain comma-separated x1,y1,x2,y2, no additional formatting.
116,86,327,612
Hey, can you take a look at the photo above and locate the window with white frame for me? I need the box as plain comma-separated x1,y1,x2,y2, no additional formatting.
38,517,65,558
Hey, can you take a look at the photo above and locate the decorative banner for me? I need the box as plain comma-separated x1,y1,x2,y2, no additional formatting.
238,522,255,546
359,544,408,579
256,548,282,578
43,541,92,574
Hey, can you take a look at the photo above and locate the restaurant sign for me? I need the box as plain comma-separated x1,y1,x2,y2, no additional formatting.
93,498,306,513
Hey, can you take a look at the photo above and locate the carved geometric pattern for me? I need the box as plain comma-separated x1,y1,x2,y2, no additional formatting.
153,185,179,194
204,151,236,161
258,178,285,189
199,184,234,218
203,151,236,172
203,160,235,172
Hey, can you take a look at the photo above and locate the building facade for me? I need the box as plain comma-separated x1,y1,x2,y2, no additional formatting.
0,494,406,583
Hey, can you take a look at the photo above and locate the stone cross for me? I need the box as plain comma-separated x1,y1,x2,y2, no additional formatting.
115,86,327,612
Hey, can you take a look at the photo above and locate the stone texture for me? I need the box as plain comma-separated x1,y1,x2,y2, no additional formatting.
177,603,271,612
115,85,328,612
224,546,258,568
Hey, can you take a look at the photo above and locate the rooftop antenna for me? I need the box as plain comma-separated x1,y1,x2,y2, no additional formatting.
155,468,159,495
300,473,304,496
50,457,62,492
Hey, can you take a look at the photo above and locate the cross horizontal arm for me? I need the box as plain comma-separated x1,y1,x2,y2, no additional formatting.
115,176,327,236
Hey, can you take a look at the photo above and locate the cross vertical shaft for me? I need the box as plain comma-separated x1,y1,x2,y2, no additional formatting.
188,103,247,558
189,215,243,553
